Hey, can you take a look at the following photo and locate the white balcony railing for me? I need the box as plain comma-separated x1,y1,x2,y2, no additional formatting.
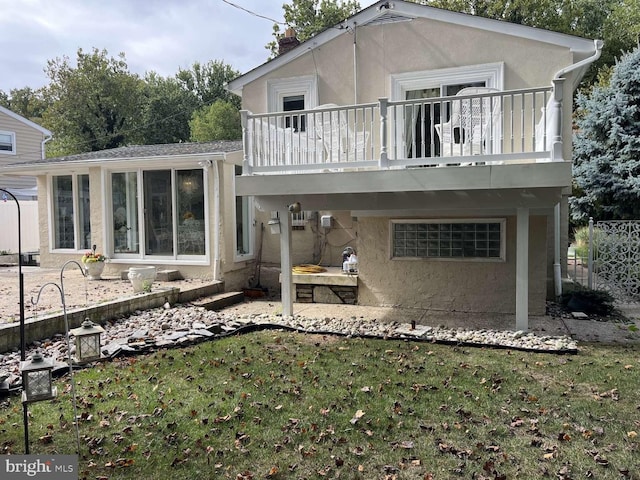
241,85,560,175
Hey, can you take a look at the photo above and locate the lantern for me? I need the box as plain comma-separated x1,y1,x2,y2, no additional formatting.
70,319,105,363
20,351,56,403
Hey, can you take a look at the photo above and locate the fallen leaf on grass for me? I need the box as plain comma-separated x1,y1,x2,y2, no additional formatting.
350,409,365,424
391,440,414,449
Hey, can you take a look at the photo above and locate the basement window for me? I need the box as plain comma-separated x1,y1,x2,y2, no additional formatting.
391,219,505,261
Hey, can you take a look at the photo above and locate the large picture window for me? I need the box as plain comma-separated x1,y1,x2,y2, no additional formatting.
110,168,206,258
391,219,505,260
51,174,90,250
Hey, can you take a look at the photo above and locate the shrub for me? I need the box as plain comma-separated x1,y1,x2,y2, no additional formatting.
562,286,615,315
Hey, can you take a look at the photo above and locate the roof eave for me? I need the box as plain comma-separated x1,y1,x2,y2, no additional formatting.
0,105,52,136
1,150,239,174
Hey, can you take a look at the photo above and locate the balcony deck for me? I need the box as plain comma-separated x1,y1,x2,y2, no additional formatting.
241,86,560,176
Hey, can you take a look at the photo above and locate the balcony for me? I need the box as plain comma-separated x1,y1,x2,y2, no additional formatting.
240,86,561,175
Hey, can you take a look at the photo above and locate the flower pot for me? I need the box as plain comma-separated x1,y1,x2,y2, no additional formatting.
127,266,157,293
83,261,105,280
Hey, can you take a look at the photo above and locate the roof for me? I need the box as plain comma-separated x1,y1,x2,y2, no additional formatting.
0,105,52,136
1,140,243,174
227,0,598,96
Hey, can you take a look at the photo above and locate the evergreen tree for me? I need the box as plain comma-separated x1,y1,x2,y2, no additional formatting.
571,47,640,222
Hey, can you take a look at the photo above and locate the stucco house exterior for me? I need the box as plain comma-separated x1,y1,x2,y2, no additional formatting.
228,0,602,329
1,141,255,291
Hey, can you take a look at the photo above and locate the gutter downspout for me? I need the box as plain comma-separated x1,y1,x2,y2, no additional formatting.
42,134,52,159
551,39,603,299
353,22,358,104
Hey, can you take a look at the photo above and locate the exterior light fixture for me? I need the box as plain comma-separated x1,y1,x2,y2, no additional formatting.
20,351,57,403
70,319,105,363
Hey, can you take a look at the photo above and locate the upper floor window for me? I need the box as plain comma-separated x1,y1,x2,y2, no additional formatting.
0,131,15,154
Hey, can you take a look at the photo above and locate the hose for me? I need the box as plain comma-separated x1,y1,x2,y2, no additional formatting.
292,264,327,274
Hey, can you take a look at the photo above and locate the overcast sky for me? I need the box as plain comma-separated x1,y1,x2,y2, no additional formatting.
0,0,379,93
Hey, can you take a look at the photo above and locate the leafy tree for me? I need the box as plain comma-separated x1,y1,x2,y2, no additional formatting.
176,60,240,109
42,48,144,156
189,100,241,141
0,87,50,123
138,72,199,145
570,47,640,222
267,0,360,56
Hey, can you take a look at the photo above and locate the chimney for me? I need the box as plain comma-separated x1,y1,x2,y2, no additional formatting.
278,27,300,55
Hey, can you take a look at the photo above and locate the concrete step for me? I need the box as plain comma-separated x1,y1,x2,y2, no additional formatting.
190,291,245,311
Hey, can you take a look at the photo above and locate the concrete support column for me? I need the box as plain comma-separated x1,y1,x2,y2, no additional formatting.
516,207,529,331
279,210,293,317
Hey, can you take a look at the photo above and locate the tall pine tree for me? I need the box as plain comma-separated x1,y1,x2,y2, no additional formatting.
571,47,640,222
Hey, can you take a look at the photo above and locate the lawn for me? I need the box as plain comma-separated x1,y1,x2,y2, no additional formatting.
1,331,639,479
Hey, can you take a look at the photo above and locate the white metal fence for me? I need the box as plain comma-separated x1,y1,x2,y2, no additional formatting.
0,200,40,253
568,218,640,302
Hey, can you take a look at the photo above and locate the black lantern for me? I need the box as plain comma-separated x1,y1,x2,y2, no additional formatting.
20,351,57,403
70,319,105,363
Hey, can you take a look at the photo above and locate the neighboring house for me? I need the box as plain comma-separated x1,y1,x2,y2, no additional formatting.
0,105,51,195
0,106,52,252
1,141,254,291
227,0,602,329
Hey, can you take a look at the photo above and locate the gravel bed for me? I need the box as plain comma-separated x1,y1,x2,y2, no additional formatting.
0,303,578,394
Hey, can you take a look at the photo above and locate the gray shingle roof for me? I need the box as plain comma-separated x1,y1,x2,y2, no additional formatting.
10,140,242,166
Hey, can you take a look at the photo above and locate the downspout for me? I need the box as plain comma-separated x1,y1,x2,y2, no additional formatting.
353,22,358,104
551,39,603,299
41,134,52,159
553,39,603,83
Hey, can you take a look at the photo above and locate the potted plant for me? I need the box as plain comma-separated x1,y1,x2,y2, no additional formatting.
81,245,108,280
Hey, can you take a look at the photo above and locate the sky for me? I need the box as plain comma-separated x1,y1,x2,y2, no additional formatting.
0,0,379,93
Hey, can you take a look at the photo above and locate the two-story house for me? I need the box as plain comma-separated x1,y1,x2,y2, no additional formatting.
0,106,52,252
227,0,602,330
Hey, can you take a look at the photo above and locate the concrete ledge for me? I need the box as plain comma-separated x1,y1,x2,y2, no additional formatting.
1,284,208,354
292,272,358,287
178,281,224,303
191,291,245,310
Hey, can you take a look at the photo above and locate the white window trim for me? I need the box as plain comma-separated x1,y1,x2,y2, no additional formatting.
390,62,504,100
0,130,16,155
105,167,210,264
267,75,318,112
389,218,506,262
390,63,504,158
48,173,89,253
